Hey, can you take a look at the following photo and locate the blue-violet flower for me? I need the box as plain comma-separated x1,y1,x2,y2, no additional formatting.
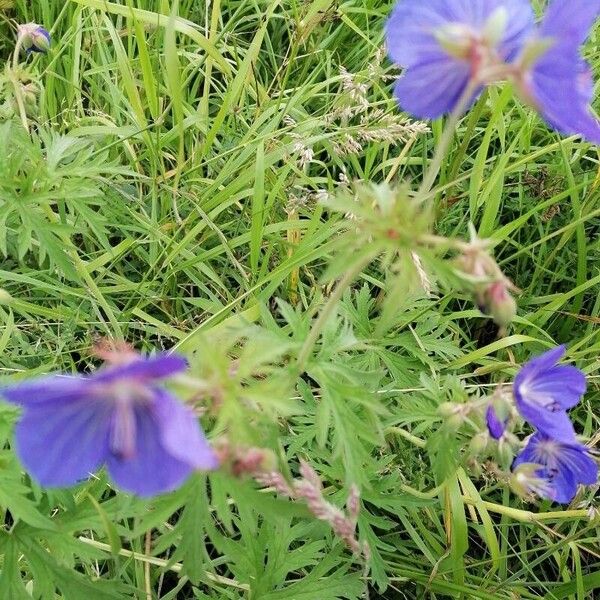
513,345,586,443
385,0,534,118
1,353,218,497
512,432,597,503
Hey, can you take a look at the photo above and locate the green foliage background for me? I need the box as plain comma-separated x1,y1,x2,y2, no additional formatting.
0,0,599,598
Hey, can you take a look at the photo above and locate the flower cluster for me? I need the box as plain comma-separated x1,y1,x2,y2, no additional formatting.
386,0,600,143
487,346,598,503
1,352,218,497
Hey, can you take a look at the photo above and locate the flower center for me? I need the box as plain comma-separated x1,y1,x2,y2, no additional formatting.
518,381,561,412
434,7,509,80
91,381,153,460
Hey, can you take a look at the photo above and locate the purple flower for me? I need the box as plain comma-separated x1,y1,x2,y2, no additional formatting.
512,432,597,503
18,23,51,54
515,0,600,143
485,404,507,439
385,0,534,118
1,353,218,497
513,345,586,442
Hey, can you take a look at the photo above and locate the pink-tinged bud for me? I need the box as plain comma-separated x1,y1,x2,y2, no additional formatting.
17,23,51,54
481,281,517,328
214,440,277,477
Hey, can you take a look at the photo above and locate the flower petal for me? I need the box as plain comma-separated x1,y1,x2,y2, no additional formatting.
514,398,576,443
393,58,477,119
2,375,88,406
106,403,193,497
560,444,598,486
153,390,218,470
515,346,566,382
523,365,586,410
527,63,600,144
539,0,600,50
15,399,112,487
547,464,578,504
95,353,188,385
522,0,600,143
386,0,456,68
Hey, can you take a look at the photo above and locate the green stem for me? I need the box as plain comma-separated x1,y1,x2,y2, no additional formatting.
296,253,374,373
386,426,427,448
417,81,479,198
461,497,590,523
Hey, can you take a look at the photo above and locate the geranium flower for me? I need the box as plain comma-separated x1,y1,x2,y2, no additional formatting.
513,345,586,442
1,353,218,497
515,0,600,143
385,0,535,118
512,432,597,503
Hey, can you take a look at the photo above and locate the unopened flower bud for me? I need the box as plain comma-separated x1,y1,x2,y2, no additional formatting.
485,390,511,440
22,83,39,106
438,402,459,417
497,438,514,469
468,432,488,457
18,23,51,54
481,281,517,328
0,288,12,304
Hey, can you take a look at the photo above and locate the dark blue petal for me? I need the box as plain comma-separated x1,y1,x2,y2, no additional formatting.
106,401,193,497
94,353,187,385
153,389,218,470
15,399,112,487
485,405,507,439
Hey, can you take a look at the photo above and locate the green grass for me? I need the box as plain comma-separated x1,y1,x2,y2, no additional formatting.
0,0,600,598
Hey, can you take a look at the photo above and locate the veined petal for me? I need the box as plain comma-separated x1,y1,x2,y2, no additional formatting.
547,465,578,503
153,390,218,470
15,398,112,487
514,399,576,443
513,346,586,439
106,404,193,497
522,365,586,410
393,58,477,119
560,444,598,485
